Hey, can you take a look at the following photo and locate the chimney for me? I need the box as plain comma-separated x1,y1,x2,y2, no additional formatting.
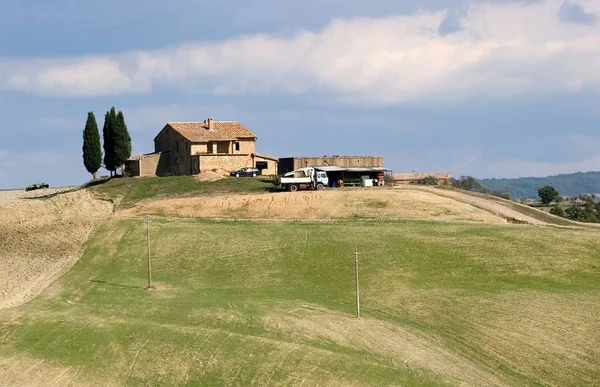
207,117,214,130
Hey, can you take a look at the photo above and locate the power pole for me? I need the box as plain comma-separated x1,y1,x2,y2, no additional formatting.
142,215,153,289
354,246,360,318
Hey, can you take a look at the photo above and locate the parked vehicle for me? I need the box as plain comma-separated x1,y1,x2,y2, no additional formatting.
25,183,49,191
230,167,261,177
274,167,329,191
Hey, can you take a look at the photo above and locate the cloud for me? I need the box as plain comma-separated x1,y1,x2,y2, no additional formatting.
1,0,600,104
559,1,598,25
1,57,138,97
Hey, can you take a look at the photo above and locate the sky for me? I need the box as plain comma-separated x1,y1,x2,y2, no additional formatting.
1,0,599,188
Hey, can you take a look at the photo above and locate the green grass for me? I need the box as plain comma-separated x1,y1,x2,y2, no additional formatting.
2,218,599,386
88,175,274,208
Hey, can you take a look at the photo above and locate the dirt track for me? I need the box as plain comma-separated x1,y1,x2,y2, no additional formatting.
396,186,555,226
0,189,113,309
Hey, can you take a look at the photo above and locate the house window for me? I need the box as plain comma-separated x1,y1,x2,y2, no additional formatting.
175,141,179,152
216,141,229,154
235,141,240,151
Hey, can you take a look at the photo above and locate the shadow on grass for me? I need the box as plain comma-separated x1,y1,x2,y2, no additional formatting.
90,279,144,290
84,177,112,188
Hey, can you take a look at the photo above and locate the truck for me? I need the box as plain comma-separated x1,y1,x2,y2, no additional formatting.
274,167,329,192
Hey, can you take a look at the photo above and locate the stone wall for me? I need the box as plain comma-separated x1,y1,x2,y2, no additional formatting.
126,152,172,177
237,139,256,154
198,154,254,172
154,126,192,175
191,144,208,154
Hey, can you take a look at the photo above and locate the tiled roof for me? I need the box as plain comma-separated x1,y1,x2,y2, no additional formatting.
167,121,256,142
254,153,278,161
393,172,451,181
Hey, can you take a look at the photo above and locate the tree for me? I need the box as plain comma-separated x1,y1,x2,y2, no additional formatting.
538,185,560,205
102,109,118,176
450,175,489,193
82,112,102,179
113,110,132,175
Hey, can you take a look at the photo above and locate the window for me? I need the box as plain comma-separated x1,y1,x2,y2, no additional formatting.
217,141,229,154
235,141,240,151
175,141,179,152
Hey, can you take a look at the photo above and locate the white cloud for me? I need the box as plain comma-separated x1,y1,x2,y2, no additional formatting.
1,0,599,103
1,57,139,97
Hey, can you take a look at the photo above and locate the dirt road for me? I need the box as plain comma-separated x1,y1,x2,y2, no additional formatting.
398,185,557,226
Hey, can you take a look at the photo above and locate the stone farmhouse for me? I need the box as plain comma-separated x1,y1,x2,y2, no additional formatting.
126,117,278,177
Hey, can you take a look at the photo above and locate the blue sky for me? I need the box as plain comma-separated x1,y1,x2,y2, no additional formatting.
1,0,599,188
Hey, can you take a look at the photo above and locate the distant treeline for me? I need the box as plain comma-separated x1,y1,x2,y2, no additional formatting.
480,171,600,199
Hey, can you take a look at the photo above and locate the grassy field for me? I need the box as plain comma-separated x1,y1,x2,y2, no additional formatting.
1,216,599,386
89,176,274,208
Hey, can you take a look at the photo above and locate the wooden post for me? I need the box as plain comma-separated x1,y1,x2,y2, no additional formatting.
354,246,360,318
142,215,153,289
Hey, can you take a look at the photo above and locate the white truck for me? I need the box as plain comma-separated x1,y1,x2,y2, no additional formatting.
274,167,329,192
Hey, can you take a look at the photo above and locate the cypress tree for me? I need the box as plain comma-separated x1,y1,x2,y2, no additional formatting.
102,109,118,176
82,112,102,180
114,110,132,176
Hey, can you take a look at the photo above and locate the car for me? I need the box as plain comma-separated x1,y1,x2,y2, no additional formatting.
230,167,261,177
25,182,49,191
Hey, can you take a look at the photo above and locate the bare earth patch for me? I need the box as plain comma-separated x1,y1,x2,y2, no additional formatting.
400,186,555,226
121,188,508,223
0,190,113,309
262,304,509,386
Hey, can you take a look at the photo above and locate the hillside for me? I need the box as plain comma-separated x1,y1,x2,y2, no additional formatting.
480,171,600,199
1,177,599,386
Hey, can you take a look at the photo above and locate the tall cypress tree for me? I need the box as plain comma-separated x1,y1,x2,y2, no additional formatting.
114,110,132,176
82,112,102,180
102,109,117,176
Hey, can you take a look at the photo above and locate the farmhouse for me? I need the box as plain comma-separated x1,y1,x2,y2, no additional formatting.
126,118,278,177
393,172,451,185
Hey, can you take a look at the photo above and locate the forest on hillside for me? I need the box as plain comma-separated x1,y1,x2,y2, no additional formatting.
480,171,600,199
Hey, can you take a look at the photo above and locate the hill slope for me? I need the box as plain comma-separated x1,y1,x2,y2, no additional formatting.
480,171,600,198
1,178,599,386
1,216,599,385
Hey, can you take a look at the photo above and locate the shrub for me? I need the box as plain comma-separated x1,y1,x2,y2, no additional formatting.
414,175,438,185
549,205,565,217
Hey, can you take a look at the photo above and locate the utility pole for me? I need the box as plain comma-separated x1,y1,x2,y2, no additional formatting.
142,215,153,289
354,246,360,318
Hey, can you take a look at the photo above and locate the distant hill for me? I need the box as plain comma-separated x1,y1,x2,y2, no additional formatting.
480,171,600,199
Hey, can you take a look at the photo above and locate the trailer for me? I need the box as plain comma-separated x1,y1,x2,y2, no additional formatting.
274,167,329,192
